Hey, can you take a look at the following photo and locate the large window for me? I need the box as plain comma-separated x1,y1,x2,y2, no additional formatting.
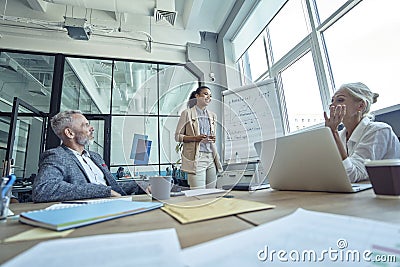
247,33,268,80
239,0,400,133
314,0,348,23
280,52,324,132
322,0,400,111
267,0,311,63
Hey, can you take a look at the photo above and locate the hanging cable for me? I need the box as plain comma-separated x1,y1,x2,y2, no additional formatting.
2,0,8,18
118,13,122,32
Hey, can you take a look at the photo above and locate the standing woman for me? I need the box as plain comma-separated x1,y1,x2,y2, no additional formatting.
175,86,223,189
324,82,400,182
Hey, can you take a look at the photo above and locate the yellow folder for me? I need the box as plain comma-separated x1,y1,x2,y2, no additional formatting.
161,197,275,224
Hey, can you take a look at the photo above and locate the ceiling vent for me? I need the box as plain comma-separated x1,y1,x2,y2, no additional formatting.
63,17,92,40
154,0,177,26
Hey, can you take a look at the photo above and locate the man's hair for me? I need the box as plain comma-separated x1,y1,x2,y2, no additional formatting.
50,110,82,139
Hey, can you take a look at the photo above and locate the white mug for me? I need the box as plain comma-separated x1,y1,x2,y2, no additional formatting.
149,176,173,200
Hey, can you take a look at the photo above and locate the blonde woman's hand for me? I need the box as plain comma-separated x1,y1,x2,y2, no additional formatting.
324,104,346,132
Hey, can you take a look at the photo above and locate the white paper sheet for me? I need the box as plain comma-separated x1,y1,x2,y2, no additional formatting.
45,197,133,210
3,228,184,267
183,188,226,197
182,209,400,266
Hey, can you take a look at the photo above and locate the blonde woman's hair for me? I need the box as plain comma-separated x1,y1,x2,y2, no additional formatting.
339,82,379,116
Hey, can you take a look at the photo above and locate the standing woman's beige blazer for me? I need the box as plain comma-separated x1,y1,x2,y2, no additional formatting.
175,106,223,174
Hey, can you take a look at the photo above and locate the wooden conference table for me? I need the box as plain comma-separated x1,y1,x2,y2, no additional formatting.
1,188,400,264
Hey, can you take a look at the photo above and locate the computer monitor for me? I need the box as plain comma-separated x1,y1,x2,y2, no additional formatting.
130,134,152,165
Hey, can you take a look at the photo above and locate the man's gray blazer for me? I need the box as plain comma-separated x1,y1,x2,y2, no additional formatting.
32,145,143,203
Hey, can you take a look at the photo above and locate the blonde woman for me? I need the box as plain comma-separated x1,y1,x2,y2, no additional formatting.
324,82,400,182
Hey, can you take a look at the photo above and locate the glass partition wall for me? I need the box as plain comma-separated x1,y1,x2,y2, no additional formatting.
0,50,199,181
0,52,53,113
108,62,198,178
60,58,198,178
5,100,45,181
0,52,52,185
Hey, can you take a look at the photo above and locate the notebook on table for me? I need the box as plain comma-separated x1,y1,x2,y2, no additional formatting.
19,200,163,231
254,127,372,193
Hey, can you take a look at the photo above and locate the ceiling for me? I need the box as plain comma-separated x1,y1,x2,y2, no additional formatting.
6,0,237,37
0,0,239,114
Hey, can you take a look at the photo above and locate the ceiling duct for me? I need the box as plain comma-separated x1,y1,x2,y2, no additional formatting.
63,17,92,40
154,0,177,26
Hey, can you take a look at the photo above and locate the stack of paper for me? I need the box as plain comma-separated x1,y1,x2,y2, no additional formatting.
161,197,275,224
182,209,400,266
2,229,183,267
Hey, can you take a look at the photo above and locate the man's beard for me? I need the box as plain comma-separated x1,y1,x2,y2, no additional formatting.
76,135,94,146
88,139,94,146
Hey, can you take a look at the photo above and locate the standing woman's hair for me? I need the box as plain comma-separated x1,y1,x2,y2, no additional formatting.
187,86,210,108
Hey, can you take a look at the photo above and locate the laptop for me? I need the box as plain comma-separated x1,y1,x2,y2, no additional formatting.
254,127,372,193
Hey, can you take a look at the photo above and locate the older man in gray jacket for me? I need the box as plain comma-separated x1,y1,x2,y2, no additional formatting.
33,110,147,203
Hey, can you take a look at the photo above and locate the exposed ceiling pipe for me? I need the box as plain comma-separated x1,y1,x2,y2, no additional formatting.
41,0,154,15
41,0,156,48
42,0,177,27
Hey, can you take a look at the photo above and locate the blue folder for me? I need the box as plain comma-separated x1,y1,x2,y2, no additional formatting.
19,200,162,231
